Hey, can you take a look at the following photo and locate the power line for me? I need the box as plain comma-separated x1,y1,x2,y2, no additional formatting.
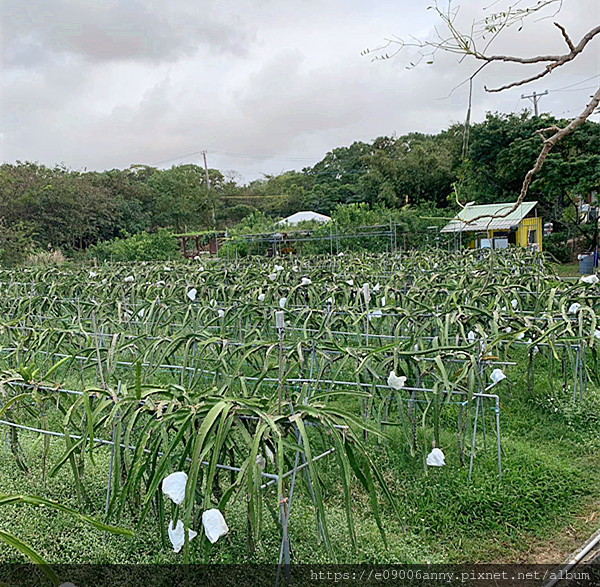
152,148,320,167
551,74,600,92
152,149,206,166
220,194,289,199
205,149,318,162
511,95,522,113
551,84,600,93
557,106,582,116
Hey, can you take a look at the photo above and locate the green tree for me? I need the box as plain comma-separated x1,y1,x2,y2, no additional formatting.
147,164,225,232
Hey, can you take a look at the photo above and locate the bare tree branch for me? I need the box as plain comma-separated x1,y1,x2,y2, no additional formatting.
363,2,599,94
365,1,599,227
554,21,575,51
483,24,600,92
463,86,600,225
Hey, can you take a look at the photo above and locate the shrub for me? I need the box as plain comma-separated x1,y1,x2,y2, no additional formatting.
24,249,67,267
544,232,572,264
0,221,37,266
88,229,179,262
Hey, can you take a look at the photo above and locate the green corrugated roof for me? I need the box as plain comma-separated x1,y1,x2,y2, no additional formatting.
441,201,537,233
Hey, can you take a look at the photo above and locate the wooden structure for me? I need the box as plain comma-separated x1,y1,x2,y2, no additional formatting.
177,231,225,258
441,201,543,251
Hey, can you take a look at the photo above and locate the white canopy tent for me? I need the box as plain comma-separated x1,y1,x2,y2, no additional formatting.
277,211,331,226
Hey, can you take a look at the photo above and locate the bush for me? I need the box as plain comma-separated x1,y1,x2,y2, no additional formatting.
227,210,277,236
226,204,257,224
0,221,37,266
88,229,179,262
24,249,67,267
544,232,572,264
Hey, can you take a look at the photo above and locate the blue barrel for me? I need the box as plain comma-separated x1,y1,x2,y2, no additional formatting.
579,254,594,274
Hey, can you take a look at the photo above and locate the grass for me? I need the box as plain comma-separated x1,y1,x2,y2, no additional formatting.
1,357,599,567
551,262,581,278
0,249,598,571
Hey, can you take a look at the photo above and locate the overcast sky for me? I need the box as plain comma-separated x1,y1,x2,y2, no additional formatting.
1,0,599,183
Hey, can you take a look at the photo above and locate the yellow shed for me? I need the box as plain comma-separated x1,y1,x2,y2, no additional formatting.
440,201,542,251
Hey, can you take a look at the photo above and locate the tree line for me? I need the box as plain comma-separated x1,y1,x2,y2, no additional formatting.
1,111,598,264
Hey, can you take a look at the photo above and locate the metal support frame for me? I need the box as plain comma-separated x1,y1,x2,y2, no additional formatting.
468,391,502,481
0,312,338,587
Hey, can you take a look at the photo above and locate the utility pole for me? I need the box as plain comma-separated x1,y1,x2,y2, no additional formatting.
521,90,548,117
202,150,216,228
202,150,211,192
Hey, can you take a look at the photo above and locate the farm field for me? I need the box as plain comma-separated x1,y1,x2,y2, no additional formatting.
0,249,599,574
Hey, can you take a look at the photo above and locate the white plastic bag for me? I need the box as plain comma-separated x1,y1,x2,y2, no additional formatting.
168,520,197,553
490,368,506,385
387,371,406,390
202,509,229,544
255,454,266,470
426,447,445,467
187,288,197,301
264,445,274,463
162,471,188,505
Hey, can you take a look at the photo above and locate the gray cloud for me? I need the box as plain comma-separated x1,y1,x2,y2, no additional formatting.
1,0,598,180
2,0,251,68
